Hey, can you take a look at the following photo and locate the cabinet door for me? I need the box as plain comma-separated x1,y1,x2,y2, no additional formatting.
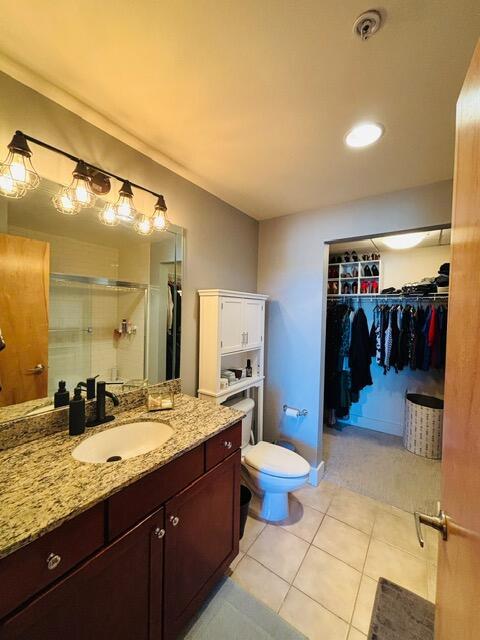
163,451,241,640
244,299,264,349
0,508,165,640
220,297,244,353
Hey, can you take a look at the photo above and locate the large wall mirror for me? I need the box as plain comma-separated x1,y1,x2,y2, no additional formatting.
0,178,183,423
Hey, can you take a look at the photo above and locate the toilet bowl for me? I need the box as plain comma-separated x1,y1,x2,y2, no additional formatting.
224,397,310,522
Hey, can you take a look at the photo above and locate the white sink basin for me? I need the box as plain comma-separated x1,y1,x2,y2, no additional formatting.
72,421,173,464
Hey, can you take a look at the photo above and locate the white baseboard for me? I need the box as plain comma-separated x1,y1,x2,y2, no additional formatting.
309,461,325,487
338,414,403,437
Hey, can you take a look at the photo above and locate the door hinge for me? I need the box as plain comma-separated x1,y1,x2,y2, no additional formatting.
220,341,223,347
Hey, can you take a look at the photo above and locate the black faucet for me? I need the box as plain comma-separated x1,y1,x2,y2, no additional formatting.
87,380,120,427
77,375,98,400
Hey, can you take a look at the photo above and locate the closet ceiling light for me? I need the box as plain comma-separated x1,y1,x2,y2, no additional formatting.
0,131,40,198
383,232,426,249
345,122,384,148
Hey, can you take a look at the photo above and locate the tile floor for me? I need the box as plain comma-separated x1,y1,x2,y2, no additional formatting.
229,480,438,640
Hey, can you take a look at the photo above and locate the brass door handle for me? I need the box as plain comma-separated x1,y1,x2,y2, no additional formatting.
414,502,448,547
26,364,46,374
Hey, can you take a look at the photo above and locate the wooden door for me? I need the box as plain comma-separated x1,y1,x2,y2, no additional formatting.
244,298,264,349
0,507,164,640
163,451,240,640
0,233,49,406
435,39,480,640
220,296,244,352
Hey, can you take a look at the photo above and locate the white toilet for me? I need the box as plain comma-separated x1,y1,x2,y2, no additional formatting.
224,397,310,522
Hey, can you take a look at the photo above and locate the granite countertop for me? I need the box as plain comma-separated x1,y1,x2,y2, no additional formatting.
0,393,244,560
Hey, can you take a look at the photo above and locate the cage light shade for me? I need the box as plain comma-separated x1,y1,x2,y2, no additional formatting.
112,180,135,220
0,132,40,198
52,186,82,215
69,161,96,208
134,214,153,235
152,195,168,230
99,202,119,226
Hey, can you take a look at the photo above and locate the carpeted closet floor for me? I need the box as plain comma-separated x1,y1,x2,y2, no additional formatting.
323,425,441,514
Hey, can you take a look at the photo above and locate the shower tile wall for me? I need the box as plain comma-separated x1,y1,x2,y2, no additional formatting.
8,226,148,395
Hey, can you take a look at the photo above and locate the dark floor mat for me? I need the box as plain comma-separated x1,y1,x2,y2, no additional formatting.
369,577,435,640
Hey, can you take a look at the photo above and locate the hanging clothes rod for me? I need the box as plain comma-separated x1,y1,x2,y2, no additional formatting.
327,293,449,302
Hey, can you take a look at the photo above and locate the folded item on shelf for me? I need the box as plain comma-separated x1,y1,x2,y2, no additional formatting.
435,274,449,287
402,279,437,296
438,262,450,275
380,287,401,295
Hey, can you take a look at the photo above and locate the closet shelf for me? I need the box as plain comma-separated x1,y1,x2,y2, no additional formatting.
327,293,449,300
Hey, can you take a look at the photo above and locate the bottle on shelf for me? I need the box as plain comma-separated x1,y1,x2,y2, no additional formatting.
246,359,253,377
54,380,70,408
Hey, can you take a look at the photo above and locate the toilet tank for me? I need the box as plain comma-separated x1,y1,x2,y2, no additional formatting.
223,397,255,448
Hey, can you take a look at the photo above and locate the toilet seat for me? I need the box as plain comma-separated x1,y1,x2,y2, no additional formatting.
243,441,310,479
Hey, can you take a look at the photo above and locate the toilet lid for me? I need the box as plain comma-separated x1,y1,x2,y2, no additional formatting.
244,441,310,478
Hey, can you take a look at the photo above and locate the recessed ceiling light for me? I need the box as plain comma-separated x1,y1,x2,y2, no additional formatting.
382,232,426,250
345,122,384,148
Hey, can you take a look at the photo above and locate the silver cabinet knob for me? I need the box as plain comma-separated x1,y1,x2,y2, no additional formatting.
153,527,165,539
46,552,61,571
170,515,180,527
224,441,233,449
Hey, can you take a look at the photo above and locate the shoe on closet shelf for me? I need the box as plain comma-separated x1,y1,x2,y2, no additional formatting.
352,267,359,277
361,281,368,294
342,282,351,294
372,280,379,294
332,282,339,294
363,265,372,277
371,264,379,276
351,251,358,262
362,254,371,261
352,281,359,294
344,251,351,263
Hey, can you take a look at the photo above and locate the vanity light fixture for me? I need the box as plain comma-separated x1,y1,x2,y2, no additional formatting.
152,195,168,231
0,130,170,235
0,131,40,198
345,122,384,148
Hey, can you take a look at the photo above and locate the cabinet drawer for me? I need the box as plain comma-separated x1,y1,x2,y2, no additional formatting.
107,444,204,540
205,422,241,470
0,502,104,619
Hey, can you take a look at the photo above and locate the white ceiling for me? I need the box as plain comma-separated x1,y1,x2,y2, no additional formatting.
0,1,479,220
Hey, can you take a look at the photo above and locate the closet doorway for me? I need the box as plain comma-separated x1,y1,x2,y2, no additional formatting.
322,226,450,514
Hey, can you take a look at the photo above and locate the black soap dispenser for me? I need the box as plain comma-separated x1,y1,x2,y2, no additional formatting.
69,386,86,436
54,380,70,408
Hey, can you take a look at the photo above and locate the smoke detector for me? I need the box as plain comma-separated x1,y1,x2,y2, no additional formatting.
353,10,382,41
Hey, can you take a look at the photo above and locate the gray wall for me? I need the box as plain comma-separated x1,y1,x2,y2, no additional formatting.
0,72,258,395
257,180,453,470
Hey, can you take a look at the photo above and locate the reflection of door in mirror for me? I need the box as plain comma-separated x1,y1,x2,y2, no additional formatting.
0,233,49,406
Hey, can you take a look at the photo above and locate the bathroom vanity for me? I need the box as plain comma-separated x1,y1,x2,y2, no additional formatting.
0,395,243,640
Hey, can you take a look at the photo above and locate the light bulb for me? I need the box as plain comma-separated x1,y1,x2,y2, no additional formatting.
0,132,40,198
153,210,167,231
68,161,95,208
52,187,81,215
10,158,27,183
152,195,168,231
99,203,118,226
134,214,153,235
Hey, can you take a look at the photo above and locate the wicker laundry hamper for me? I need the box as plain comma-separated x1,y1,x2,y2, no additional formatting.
403,393,444,459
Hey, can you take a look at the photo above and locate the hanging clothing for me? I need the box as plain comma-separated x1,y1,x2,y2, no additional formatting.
349,308,373,395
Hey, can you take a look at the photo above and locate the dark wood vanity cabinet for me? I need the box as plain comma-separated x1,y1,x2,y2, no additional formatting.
0,507,165,640
163,450,240,640
0,422,241,640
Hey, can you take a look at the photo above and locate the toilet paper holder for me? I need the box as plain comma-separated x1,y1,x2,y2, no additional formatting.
283,404,308,418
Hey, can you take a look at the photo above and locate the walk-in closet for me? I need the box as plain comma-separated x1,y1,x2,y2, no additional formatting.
322,228,450,513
